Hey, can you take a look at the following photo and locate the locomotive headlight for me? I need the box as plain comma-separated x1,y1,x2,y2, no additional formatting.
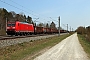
12,27,15,29
7,27,10,29
7,27,15,29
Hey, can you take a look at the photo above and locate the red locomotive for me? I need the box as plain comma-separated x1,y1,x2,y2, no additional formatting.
6,21,34,35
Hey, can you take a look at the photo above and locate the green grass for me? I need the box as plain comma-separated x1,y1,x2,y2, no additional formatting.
0,34,71,60
78,34,90,58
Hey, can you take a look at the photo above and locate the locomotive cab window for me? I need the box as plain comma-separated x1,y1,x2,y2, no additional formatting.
7,23,15,27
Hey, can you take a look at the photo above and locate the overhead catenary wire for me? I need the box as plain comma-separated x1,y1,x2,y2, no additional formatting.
9,0,41,16
0,0,60,26
7,0,58,22
0,0,39,18
9,0,53,22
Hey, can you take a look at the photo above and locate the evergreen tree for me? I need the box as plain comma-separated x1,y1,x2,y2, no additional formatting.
27,16,32,24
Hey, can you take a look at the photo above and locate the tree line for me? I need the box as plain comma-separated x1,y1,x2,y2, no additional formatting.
0,8,57,35
76,26,90,41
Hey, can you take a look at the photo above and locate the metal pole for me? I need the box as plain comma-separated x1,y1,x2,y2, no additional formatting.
70,26,71,32
67,24,68,33
58,16,60,36
72,28,73,31
6,18,7,35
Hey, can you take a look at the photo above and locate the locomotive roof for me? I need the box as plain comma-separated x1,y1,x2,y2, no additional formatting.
7,21,33,25
20,22,28,24
19,21,33,25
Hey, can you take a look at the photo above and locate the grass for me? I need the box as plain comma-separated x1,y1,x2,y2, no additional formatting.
78,34,90,58
0,34,71,60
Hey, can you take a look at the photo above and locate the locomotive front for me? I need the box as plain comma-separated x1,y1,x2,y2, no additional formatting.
6,21,16,35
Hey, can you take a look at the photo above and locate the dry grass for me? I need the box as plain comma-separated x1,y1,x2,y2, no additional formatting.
0,34,70,60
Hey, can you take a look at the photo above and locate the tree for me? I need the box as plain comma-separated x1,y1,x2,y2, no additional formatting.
7,12,13,21
37,23,44,27
46,23,49,28
24,15,26,22
86,26,90,41
76,26,86,34
86,26,90,35
50,21,56,29
27,16,32,24
10,11,16,17
0,8,8,29
0,8,9,35
15,14,20,20
15,14,25,22
86,26,90,33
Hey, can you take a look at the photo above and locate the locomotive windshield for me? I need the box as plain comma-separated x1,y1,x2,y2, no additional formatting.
7,23,15,27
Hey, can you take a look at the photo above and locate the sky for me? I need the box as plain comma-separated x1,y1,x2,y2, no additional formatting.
0,0,90,31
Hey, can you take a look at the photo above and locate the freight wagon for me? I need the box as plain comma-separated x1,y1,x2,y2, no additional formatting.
34,26,44,34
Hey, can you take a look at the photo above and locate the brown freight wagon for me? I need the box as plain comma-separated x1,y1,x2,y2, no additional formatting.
35,26,44,34
43,28,51,34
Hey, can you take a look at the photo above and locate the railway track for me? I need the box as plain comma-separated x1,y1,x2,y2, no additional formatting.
0,34,59,48
0,34,48,40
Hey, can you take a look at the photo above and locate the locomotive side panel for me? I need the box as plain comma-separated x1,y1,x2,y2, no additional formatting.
28,24,34,32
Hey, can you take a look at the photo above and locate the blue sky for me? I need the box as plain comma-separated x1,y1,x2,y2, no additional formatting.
0,0,90,30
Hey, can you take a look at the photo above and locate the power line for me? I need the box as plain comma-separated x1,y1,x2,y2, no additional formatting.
49,17,58,22
9,0,40,15
0,0,39,18
8,0,52,21
0,0,59,24
8,0,59,22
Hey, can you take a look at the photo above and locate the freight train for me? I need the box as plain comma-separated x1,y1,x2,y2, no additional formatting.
6,21,66,36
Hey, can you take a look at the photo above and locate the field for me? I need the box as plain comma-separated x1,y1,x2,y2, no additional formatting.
0,34,70,60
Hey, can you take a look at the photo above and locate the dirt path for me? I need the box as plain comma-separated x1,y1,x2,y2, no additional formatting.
34,33,89,60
